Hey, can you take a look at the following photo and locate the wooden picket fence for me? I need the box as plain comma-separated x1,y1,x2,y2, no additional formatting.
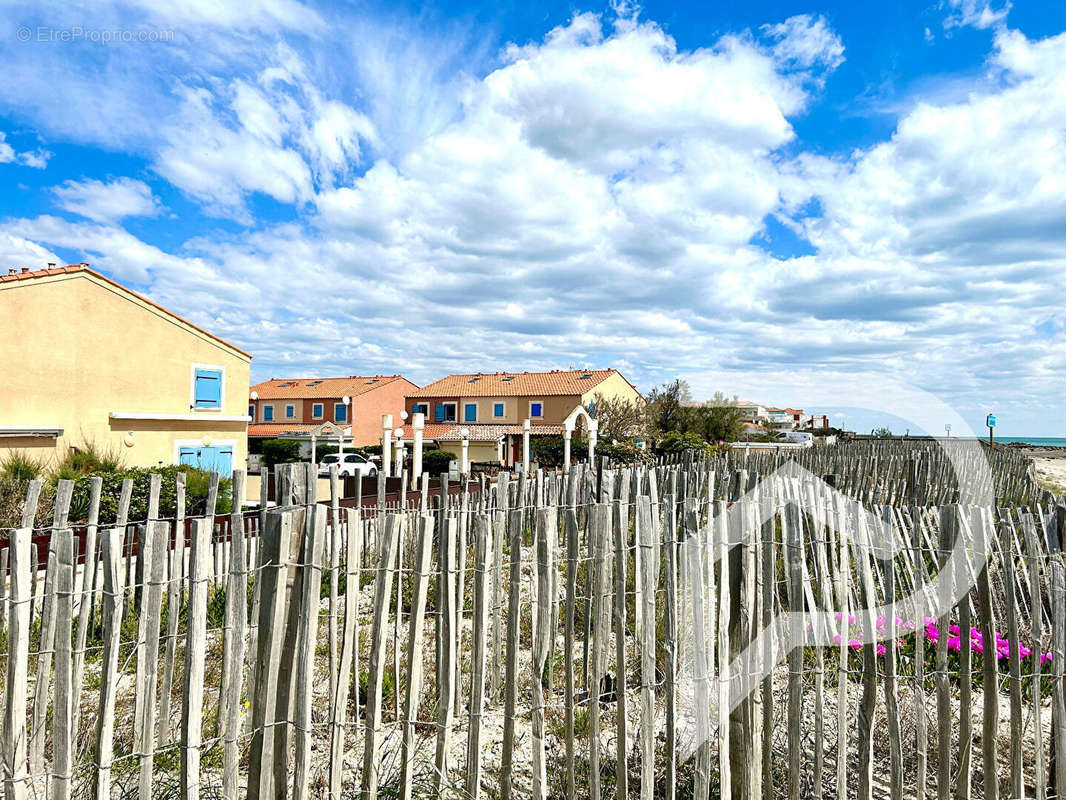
0,439,1063,799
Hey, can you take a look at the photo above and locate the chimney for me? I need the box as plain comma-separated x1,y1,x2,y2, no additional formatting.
47,262,56,268
7,269,16,275
21,267,29,273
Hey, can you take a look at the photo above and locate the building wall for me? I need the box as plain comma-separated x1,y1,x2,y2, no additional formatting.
351,378,417,446
0,272,250,469
407,394,584,426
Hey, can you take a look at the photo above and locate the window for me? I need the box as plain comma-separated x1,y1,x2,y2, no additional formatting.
493,402,505,418
464,402,477,423
434,402,457,422
263,405,274,422
412,402,429,416
335,403,348,423
529,401,543,419
191,365,223,409
285,404,295,418
312,403,323,419
248,404,255,420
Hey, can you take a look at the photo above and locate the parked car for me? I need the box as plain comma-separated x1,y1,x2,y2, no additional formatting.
318,452,377,477
774,431,814,446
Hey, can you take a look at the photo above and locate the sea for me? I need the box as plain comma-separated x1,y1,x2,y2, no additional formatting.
978,436,1066,448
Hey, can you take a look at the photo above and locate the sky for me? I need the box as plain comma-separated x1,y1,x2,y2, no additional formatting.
1,0,1064,436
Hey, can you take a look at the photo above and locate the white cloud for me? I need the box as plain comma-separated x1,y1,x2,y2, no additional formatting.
0,132,51,169
761,14,845,73
0,233,61,271
53,177,161,223
942,0,1011,31
154,47,376,220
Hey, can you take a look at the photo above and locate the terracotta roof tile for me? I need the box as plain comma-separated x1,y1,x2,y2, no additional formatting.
252,375,410,400
408,369,628,398
1,263,252,358
249,423,327,437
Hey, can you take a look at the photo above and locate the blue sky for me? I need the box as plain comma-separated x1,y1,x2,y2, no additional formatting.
1,0,1065,435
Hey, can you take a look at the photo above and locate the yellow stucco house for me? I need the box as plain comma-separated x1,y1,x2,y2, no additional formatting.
0,264,251,473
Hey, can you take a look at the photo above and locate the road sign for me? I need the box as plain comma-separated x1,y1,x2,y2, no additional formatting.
986,414,997,428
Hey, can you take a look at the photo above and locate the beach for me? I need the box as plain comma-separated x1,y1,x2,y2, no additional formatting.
1010,442,1066,494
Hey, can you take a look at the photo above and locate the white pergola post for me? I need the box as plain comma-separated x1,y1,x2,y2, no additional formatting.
381,414,393,477
412,412,425,481
460,428,470,475
496,436,504,465
562,428,572,474
521,419,531,474
588,421,598,465
311,433,317,466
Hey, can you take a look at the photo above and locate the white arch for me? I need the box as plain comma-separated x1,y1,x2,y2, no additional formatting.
562,404,598,434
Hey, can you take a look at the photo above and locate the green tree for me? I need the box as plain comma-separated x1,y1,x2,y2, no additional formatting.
645,379,691,436
588,392,646,442
685,404,744,443
262,439,302,467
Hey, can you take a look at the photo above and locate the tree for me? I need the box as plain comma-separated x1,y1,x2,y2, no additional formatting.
588,392,646,442
871,426,894,439
685,404,744,443
645,378,691,436
262,439,302,467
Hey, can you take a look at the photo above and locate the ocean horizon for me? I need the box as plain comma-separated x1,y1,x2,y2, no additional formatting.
960,436,1066,447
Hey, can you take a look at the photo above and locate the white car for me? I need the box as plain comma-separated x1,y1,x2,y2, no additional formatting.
318,452,377,478
774,431,814,446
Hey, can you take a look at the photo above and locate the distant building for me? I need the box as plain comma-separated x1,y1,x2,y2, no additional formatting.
0,263,251,472
249,375,417,448
406,368,641,465
766,407,804,430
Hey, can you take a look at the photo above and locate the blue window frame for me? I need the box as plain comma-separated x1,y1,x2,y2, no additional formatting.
192,367,222,409
434,403,456,422
335,403,347,423
312,403,323,418
248,404,255,420
464,403,477,422
285,404,295,418
412,403,429,417
493,402,505,418
263,405,274,422
530,401,543,418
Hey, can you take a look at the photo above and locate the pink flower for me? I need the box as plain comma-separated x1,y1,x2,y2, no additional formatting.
876,644,887,656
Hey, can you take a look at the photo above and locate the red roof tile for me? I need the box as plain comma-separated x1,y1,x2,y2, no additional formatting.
408,369,632,398
251,375,411,400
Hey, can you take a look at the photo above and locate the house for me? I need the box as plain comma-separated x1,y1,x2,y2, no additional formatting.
405,368,641,465
766,407,804,430
0,263,251,473
249,375,417,450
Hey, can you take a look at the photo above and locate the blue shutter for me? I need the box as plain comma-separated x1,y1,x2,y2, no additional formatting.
193,368,222,408
264,406,274,422
464,403,477,422
335,404,347,423
494,402,504,417
178,448,199,467
531,402,542,417
434,404,446,422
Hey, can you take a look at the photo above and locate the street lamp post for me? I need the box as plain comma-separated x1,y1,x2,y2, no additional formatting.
394,428,405,477
381,414,393,478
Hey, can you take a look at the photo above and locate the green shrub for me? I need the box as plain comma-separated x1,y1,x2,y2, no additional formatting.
52,441,124,480
422,449,457,476
0,451,46,483
655,431,715,456
262,439,303,467
65,465,232,524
